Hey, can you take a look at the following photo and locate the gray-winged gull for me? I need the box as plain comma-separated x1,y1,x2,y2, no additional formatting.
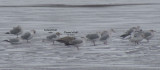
86,32,100,46
42,32,62,44
120,26,141,38
129,30,144,45
143,30,155,42
100,29,115,45
69,37,84,50
5,25,22,38
21,30,36,43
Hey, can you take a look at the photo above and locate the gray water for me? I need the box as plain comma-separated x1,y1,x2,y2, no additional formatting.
0,0,160,70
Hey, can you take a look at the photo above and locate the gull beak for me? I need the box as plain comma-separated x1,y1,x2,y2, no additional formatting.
31,29,36,34
111,29,116,33
150,30,156,32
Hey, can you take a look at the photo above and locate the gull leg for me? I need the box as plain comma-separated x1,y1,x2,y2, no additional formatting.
104,41,107,45
75,46,79,50
93,41,96,46
135,42,137,46
137,42,139,45
42,39,45,42
27,40,29,43
53,41,55,45
17,34,19,38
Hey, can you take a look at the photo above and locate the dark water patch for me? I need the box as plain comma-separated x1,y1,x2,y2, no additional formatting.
0,3,159,8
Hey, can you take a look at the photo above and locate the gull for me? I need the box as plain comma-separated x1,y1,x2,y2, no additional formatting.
56,36,76,46
129,30,144,45
5,25,22,38
69,37,84,50
86,32,100,46
42,32,61,44
100,29,115,45
3,38,20,44
120,26,141,38
21,30,36,43
100,34,109,45
143,30,156,42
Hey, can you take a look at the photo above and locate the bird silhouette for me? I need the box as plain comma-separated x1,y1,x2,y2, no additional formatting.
42,32,61,44
56,36,76,45
143,30,156,42
120,26,141,38
5,25,22,38
100,29,115,45
86,32,100,46
21,30,36,43
129,30,144,45
3,38,21,44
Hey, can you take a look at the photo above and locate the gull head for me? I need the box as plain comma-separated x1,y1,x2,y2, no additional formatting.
150,30,156,32
31,29,36,34
56,32,62,36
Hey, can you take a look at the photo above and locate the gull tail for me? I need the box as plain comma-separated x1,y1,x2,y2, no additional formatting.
120,33,130,38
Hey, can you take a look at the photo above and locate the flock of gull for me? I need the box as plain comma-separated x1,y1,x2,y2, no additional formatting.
2,25,155,50
120,26,155,45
